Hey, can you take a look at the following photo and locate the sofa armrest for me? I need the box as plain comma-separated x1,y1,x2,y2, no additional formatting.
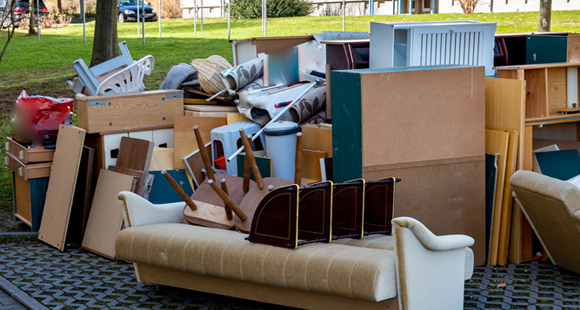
393,217,473,310
118,191,185,228
575,210,580,222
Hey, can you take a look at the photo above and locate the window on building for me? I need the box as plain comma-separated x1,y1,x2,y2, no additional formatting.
424,0,431,9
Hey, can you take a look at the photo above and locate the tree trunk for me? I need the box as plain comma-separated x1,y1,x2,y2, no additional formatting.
57,0,62,13
538,0,551,32
90,0,118,67
28,1,36,35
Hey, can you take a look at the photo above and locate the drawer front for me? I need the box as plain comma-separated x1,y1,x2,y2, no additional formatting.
6,152,52,180
152,128,174,148
6,137,54,164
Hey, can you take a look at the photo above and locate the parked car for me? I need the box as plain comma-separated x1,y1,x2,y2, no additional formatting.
117,0,157,23
1,0,50,28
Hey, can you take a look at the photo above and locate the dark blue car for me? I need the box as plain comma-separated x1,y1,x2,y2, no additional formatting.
117,0,157,23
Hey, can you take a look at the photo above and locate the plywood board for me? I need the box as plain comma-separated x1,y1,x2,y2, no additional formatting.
150,147,174,171
38,125,86,251
184,142,212,188
82,169,135,260
116,137,154,173
485,129,509,266
108,166,150,197
227,113,251,124
524,69,549,118
301,124,332,157
302,149,326,181
174,115,227,170
363,156,486,266
497,129,519,265
547,67,567,114
359,67,485,167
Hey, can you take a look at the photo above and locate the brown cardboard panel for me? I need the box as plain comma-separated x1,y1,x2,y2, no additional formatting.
5,137,54,164
76,89,183,134
38,125,86,251
360,67,485,167
486,129,510,266
363,157,486,266
116,137,154,173
82,169,135,260
174,115,226,170
301,124,332,157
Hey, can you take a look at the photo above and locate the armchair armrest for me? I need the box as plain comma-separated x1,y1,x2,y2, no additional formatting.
118,191,185,228
392,217,473,310
575,210,580,222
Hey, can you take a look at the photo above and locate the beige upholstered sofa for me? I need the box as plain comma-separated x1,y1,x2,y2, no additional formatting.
511,170,580,275
115,191,475,310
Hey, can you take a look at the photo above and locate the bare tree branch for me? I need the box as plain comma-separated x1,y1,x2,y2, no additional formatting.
0,0,17,64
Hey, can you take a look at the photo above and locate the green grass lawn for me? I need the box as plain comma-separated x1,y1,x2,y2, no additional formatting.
0,11,578,222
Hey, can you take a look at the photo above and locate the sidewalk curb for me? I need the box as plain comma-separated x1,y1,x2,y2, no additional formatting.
0,275,48,310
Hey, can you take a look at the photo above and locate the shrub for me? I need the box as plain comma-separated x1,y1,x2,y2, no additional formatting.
231,0,311,19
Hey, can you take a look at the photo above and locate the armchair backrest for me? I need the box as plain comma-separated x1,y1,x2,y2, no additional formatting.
510,170,580,274
118,191,185,228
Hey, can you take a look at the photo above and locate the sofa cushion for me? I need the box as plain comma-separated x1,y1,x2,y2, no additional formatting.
116,223,397,302
333,235,474,279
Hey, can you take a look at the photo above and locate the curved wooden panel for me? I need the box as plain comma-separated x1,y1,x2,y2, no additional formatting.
364,177,400,235
332,179,365,239
247,185,299,249
298,181,333,244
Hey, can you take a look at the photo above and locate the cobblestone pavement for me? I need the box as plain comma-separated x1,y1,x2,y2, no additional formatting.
0,240,579,310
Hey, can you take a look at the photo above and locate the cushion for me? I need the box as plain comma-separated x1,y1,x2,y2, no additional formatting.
116,223,397,302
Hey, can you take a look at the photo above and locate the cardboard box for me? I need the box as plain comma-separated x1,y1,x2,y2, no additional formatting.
77,89,184,134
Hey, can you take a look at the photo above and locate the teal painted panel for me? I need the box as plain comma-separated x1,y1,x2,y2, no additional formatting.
331,71,362,182
29,177,49,232
525,36,567,64
535,149,580,181
236,154,272,180
149,170,194,204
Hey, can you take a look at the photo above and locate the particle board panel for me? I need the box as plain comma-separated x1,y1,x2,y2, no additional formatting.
362,156,486,266
302,149,326,182
150,147,174,171
108,166,150,198
485,77,526,170
13,173,31,227
301,124,333,157
524,69,549,119
547,67,568,115
38,125,86,251
496,129,519,266
82,169,136,260
359,67,485,167
5,137,54,164
174,115,226,170
116,137,154,173
76,89,183,134
485,129,509,266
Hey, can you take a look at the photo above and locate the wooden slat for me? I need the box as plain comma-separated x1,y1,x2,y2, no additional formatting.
173,115,226,170
116,137,154,173
485,129,509,266
82,169,136,260
38,125,86,251
497,129,519,265
496,62,580,70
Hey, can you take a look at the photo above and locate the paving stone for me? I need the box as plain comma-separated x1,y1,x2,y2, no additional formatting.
1,241,580,309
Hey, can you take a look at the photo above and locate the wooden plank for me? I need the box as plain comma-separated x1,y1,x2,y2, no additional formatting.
184,105,238,112
68,146,95,244
183,99,217,105
485,153,499,266
38,125,86,251
301,124,333,157
116,137,154,173
5,137,54,164
496,62,580,70
302,149,326,182
184,142,212,188
547,67,568,115
485,129,509,266
174,115,226,170
82,169,136,260
150,147,174,171
524,69,549,119
227,113,251,124
326,64,332,120
76,90,184,134
185,110,236,118
497,129,519,265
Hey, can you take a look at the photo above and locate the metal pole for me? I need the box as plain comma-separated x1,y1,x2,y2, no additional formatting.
159,0,161,37
431,0,434,13
399,0,401,14
137,0,140,35
409,0,412,14
142,3,145,45
369,0,374,14
200,0,203,30
36,0,39,40
393,0,395,14
342,0,345,31
227,0,230,40
194,0,197,35
227,81,320,162
81,0,85,41
264,0,266,37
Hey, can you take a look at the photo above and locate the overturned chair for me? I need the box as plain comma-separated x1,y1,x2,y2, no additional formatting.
510,170,580,275
115,191,475,310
